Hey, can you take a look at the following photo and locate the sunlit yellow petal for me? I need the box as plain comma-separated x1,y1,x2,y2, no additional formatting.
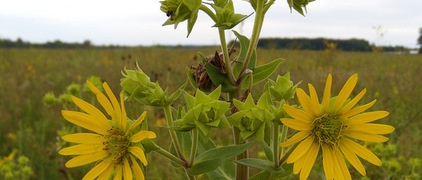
340,100,377,118
113,164,123,180
82,158,112,180
342,138,381,166
287,136,315,163
339,88,366,115
59,144,104,155
129,147,148,166
347,111,389,125
339,139,366,176
299,142,319,180
296,88,314,116
333,74,358,113
322,74,332,110
283,104,313,122
62,111,108,135
122,158,133,180
344,131,389,142
130,155,145,180
280,131,310,147
321,145,334,180
86,81,114,119
126,111,147,136
61,133,103,144
281,118,312,131
97,162,114,180
346,123,395,135
120,94,127,131
103,82,122,129
71,96,109,124
333,148,351,180
130,131,157,143
307,83,321,116
65,151,108,168
293,154,305,174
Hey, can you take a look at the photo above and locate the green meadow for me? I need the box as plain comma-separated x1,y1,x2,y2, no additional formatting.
0,47,421,179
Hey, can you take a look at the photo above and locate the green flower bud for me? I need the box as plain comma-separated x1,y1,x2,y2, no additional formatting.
384,159,401,174
228,93,275,141
160,0,201,36
212,0,250,29
121,66,166,106
58,93,73,108
177,86,230,136
66,83,81,97
268,73,300,101
42,92,56,106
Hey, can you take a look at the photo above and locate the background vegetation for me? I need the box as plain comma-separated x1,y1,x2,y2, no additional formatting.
0,46,421,179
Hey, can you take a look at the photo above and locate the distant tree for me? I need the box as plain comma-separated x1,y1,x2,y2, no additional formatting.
418,28,422,54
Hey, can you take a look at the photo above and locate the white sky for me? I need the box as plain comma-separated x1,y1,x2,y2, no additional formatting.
1,0,421,48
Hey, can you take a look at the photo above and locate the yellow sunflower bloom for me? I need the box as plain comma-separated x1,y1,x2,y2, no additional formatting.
280,74,394,180
59,81,156,180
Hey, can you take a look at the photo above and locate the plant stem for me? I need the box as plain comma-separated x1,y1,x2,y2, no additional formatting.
279,125,294,167
273,123,280,168
163,105,185,161
199,4,217,22
152,141,187,167
188,128,199,167
218,28,237,84
238,0,266,81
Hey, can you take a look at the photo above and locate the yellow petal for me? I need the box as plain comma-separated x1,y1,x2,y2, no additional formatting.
62,111,108,135
333,74,358,113
347,111,389,125
307,83,321,116
130,131,157,143
344,131,389,142
120,94,128,131
299,142,319,180
59,144,104,155
103,82,122,129
126,111,147,136
322,74,332,110
321,145,334,180
71,96,109,125
339,88,366,115
65,151,108,168
342,138,381,166
281,118,312,131
293,154,305,174
280,131,310,147
129,146,148,166
61,133,103,144
339,139,366,176
283,104,313,122
130,155,145,180
296,88,314,116
86,81,114,119
113,164,123,180
82,158,112,180
123,158,133,180
340,100,376,119
287,136,315,163
333,148,351,180
346,123,395,135
97,162,114,180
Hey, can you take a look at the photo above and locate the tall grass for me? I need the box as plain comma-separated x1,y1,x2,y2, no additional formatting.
0,47,421,179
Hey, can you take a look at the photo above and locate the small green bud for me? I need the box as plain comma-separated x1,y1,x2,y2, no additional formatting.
121,66,166,106
269,73,299,101
212,0,250,29
42,92,56,106
384,159,401,174
17,156,29,166
160,0,201,36
58,94,73,108
66,83,81,97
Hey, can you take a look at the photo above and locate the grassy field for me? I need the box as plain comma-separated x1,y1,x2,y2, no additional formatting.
0,47,421,179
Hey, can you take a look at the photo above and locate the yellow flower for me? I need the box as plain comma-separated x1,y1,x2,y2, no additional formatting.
280,74,394,180
59,81,156,180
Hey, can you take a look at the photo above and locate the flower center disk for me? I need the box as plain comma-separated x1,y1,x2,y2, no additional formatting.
312,114,343,147
103,128,130,164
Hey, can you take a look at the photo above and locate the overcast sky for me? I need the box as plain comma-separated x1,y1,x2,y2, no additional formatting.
1,0,421,48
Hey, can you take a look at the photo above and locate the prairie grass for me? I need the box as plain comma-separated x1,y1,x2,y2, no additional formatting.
0,47,421,179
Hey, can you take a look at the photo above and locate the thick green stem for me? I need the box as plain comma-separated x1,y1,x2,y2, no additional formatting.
152,141,187,167
238,0,266,81
163,105,185,161
199,4,217,22
188,128,199,167
273,123,280,168
218,28,237,84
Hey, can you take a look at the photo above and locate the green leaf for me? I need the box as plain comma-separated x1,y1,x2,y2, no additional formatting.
242,58,284,89
249,170,270,180
188,141,254,175
206,160,236,180
236,158,284,173
167,82,187,105
205,63,236,93
232,30,257,77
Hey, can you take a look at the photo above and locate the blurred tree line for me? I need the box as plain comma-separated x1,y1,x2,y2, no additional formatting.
0,38,126,49
418,28,422,54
